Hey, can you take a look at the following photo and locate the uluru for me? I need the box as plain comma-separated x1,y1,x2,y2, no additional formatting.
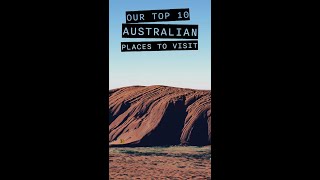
109,85,211,147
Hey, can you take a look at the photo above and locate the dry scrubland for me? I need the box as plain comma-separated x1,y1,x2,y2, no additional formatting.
109,146,211,179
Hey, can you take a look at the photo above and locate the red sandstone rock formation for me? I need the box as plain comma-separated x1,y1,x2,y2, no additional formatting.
109,85,211,146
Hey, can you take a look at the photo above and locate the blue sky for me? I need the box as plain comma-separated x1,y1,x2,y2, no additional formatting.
109,0,211,90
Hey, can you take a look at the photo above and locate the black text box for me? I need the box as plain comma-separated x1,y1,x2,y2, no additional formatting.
121,40,198,52
126,8,190,23
122,24,198,39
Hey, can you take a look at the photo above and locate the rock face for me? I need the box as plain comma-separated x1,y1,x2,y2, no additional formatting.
109,85,211,147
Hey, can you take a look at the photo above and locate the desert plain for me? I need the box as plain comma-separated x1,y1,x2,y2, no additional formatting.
109,146,211,179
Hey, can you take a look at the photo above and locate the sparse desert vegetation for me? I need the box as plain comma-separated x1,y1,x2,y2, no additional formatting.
109,146,211,179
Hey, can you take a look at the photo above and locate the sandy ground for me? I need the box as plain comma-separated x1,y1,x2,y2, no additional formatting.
109,146,211,179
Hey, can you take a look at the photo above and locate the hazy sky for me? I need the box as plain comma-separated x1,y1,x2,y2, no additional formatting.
109,0,211,90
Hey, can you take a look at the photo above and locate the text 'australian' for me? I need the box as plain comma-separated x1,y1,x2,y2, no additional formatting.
122,24,198,39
